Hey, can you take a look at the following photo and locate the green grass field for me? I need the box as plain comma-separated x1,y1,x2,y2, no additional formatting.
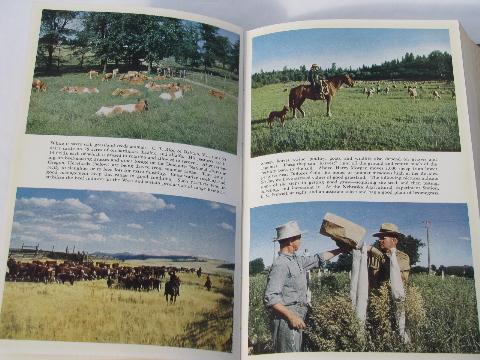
251,81,460,157
27,73,238,154
248,272,480,354
0,261,234,351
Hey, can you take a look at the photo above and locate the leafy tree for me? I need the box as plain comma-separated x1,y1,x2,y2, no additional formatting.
249,258,265,275
228,39,240,74
328,252,353,272
39,10,78,70
199,23,219,71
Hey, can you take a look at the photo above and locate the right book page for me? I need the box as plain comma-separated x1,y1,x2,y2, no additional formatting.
242,20,480,359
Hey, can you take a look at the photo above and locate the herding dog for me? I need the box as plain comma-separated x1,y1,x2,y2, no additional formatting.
267,105,289,128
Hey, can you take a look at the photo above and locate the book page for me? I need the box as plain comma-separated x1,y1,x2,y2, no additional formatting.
243,20,480,359
0,2,243,360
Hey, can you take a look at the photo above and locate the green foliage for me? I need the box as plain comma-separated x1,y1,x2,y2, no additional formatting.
248,272,480,354
37,11,239,75
251,81,460,156
248,274,273,353
304,294,366,352
249,258,265,275
252,51,453,87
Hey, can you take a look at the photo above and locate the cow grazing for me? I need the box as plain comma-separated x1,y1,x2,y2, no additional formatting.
88,70,99,79
102,73,113,82
408,87,418,100
32,79,47,92
95,99,149,116
432,90,441,100
208,89,225,99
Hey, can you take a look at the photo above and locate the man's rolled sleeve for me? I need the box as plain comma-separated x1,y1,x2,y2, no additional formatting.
300,254,324,271
264,262,287,307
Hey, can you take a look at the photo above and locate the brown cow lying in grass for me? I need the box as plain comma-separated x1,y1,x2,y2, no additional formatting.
112,88,141,97
32,79,47,92
95,99,149,116
145,81,180,91
267,105,289,128
208,89,224,99
61,86,99,94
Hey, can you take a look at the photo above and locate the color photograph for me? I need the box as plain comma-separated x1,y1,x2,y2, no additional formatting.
248,201,479,354
0,188,236,352
251,28,459,157
28,10,240,154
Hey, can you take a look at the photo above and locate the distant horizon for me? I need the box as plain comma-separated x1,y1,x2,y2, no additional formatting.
252,28,451,74
11,188,236,263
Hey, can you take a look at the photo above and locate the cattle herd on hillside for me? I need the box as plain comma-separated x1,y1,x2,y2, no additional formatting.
6,257,213,304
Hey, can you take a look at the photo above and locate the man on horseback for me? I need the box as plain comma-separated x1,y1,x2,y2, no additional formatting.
307,64,323,96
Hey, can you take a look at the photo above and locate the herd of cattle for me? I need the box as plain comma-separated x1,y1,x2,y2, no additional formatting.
31,68,227,116
6,257,212,304
357,79,456,100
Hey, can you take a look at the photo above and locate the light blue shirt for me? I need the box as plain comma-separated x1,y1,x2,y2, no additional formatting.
264,252,324,307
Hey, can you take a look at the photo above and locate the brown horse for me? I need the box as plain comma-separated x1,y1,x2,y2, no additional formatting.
289,74,355,118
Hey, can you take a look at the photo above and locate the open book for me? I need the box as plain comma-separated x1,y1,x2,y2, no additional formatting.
1,2,480,360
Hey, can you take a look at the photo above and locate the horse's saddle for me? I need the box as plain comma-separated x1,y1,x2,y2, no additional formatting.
314,80,329,100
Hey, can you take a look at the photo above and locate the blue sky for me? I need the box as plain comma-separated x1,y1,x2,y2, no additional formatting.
252,28,451,74
250,201,473,268
10,188,236,262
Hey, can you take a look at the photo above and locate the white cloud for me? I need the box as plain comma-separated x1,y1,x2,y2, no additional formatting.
189,223,198,227
17,197,57,208
89,192,174,212
224,205,236,214
458,236,471,242
218,222,234,231
94,212,111,223
209,202,221,210
14,210,34,217
127,223,143,229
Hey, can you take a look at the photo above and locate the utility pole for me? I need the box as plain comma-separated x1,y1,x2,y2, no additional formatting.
425,220,431,273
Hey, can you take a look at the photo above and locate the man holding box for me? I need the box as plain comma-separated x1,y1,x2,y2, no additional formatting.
264,220,345,353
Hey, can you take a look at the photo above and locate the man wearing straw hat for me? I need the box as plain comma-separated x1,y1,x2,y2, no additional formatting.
307,64,322,92
264,220,345,352
368,223,410,290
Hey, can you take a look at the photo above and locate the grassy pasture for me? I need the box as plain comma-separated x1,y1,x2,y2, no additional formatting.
251,80,460,157
0,267,234,351
248,272,480,354
26,73,238,154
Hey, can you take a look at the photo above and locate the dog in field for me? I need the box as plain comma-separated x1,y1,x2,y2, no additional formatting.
267,105,289,128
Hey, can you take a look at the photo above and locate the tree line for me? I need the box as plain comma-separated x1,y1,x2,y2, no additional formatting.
252,50,453,88
36,10,240,76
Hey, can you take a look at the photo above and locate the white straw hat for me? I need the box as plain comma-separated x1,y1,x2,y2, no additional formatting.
273,221,307,242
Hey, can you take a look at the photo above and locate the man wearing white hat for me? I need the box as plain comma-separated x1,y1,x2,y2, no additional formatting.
264,220,345,352
368,223,410,289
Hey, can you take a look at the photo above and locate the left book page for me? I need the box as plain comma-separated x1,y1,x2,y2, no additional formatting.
0,2,243,360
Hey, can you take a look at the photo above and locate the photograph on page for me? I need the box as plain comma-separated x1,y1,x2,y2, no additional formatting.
250,27,459,157
28,9,240,154
248,201,479,354
0,187,236,352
